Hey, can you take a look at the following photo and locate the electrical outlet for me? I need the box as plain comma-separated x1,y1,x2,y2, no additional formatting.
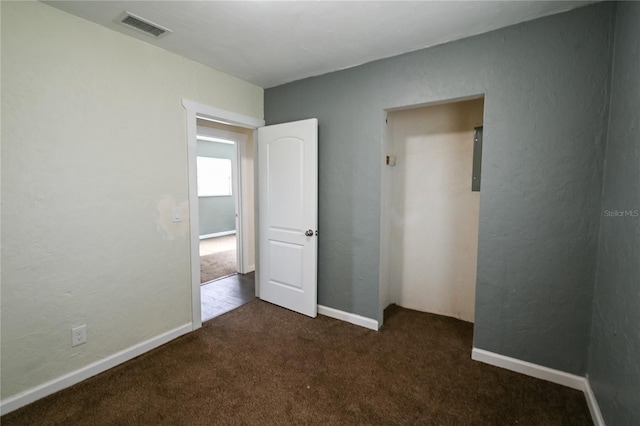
71,325,87,347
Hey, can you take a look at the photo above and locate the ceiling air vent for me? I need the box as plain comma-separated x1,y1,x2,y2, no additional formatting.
118,12,171,39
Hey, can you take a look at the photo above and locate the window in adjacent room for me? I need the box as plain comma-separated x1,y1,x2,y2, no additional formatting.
197,157,232,196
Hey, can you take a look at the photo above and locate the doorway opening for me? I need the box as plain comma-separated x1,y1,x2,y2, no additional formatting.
183,100,265,330
379,96,485,326
196,120,239,284
196,119,255,322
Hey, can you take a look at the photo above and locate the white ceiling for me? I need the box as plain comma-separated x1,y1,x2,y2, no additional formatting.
43,1,595,88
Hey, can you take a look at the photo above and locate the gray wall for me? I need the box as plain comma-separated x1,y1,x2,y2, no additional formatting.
265,3,615,375
588,2,640,425
197,141,236,236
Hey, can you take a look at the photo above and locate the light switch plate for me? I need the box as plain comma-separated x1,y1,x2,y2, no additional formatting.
172,206,182,222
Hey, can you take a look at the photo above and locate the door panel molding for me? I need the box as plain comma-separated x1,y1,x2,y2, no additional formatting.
258,119,318,318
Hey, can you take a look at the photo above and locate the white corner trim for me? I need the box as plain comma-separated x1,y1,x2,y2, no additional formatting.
199,230,236,240
246,264,255,273
583,376,606,426
0,323,192,416
472,348,605,426
317,305,379,331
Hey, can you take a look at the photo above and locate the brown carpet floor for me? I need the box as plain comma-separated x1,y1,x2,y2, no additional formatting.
1,302,592,425
200,250,236,283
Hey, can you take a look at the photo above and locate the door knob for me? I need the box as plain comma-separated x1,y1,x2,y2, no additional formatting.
305,230,314,237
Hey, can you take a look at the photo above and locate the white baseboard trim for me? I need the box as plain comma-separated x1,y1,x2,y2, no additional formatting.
317,305,379,331
472,348,585,389
583,376,605,426
0,323,192,416
472,348,605,426
199,230,236,240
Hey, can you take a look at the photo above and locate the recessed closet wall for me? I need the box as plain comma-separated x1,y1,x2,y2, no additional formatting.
385,98,484,322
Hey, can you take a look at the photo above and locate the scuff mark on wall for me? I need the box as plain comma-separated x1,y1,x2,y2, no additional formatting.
155,195,189,240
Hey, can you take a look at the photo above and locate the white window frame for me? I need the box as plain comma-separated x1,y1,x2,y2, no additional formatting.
196,156,232,197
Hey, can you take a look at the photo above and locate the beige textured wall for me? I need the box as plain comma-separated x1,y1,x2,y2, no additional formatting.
0,1,262,400
387,99,483,322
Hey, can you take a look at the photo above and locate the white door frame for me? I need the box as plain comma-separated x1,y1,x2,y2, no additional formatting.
182,99,264,330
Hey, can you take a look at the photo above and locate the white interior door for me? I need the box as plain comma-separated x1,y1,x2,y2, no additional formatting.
258,118,318,317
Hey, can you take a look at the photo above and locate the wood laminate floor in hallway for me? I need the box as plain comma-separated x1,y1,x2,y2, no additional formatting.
201,272,255,322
